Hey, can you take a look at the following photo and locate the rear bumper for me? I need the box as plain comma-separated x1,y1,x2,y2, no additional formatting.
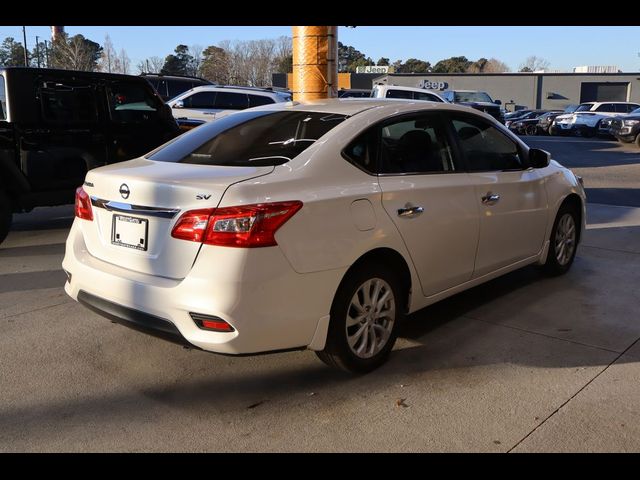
63,220,344,355
77,290,195,348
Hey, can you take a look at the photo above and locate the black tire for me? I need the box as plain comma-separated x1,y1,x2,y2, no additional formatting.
583,126,596,138
0,190,13,245
543,203,579,276
316,262,405,374
525,124,537,136
548,125,556,136
635,133,640,149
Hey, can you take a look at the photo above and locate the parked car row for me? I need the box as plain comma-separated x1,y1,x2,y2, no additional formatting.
552,101,640,137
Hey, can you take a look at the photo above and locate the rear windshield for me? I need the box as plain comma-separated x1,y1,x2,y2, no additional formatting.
454,91,493,103
147,110,348,167
0,75,6,120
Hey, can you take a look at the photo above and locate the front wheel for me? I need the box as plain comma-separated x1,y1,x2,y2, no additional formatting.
0,190,13,245
525,124,538,136
635,133,640,148
317,263,404,374
544,204,579,276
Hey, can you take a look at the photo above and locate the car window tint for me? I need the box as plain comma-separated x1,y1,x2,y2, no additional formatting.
414,91,441,102
452,117,522,171
379,116,455,174
248,94,275,107
343,129,378,174
184,92,217,108
167,80,190,99
40,86,98,124
109,81,159,123
595,104,615,112
148,110,347,167
385,89,413,99
0,75,6,120
215,92,248,110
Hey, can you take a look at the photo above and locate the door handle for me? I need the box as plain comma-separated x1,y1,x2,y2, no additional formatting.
481,192,500,205
397,205,424,218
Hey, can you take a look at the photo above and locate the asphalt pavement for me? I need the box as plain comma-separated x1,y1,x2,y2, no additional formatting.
1,137,639,452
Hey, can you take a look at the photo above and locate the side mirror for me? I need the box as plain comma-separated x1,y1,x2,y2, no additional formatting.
494,99,502,105
529,148,551,168
172,100,184,109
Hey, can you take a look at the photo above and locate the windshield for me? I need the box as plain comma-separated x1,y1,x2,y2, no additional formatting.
564,105,579,113
631,107,640,115
147,110,348,167
454,91,493,103
575,104,594,112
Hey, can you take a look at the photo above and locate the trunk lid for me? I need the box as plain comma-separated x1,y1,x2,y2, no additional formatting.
80,157,274,279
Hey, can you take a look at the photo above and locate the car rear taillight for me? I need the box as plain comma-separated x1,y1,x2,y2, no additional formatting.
171,201,302,248
75,187,93,221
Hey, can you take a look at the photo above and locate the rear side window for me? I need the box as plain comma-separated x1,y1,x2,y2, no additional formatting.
414,91,442,102
215,92,248,110
379,115,455,174
167,80,190,100
248,94,275,107
343,129,378,174
452,116,522,171
386,89,413,99
40,86,98,124
0,75,6,120
109,81,159,123
595,103,615,112
148,110,347,166
183,92,217,108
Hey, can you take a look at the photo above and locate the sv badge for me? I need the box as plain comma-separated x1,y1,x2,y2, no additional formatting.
196,194,212,200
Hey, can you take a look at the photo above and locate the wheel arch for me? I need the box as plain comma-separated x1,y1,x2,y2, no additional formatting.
338,247,413,314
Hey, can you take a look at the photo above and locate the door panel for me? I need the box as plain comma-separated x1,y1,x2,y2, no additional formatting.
379,175,480,296
470,170,548,277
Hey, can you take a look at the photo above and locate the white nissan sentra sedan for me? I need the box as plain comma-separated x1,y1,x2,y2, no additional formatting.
63,99,586,373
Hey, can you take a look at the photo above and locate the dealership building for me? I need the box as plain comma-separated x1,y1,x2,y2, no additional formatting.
274,70,640,111
371,72,640,110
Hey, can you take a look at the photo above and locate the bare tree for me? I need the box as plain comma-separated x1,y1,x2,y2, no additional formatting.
188,44,204,76
53,34,102,71
112,48,131,74
136,56,164,74
99,34,116,73
519,55,550,72
467,57,510,73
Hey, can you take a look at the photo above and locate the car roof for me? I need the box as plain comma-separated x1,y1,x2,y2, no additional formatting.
178,85,288,97
376,85,440,93
246,97,494,117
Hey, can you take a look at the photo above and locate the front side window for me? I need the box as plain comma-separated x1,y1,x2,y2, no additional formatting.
215,92,248,110
109,81,159,123
379,115,455,174
40,85,98,124
386,89,413,100
183,92,217,108
452,116,522,171
148,110,347,167
0,75,6,120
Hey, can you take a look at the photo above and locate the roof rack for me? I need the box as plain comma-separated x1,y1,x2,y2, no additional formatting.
214,84,290,94
139,72,215,83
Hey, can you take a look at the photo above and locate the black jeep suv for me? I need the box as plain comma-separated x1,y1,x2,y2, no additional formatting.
0,67,180,243
441,90,504,123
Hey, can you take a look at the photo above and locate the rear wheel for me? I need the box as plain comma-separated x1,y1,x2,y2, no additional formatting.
317,263,404,374
0,190,13,245
544,203,579,276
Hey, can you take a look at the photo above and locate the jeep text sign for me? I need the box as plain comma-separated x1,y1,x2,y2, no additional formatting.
356,66,395,74
418,80,449,91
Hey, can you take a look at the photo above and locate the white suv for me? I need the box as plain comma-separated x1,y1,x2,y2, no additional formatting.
168,85,292,122
370,85,446,103
554,101,640,136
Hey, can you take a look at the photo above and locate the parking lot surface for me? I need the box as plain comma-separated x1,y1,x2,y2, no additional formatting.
1,137,639,452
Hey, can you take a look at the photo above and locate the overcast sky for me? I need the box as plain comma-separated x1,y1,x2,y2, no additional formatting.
3,26,639,73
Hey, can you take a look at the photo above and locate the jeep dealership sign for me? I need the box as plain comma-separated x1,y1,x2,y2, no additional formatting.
418,79,449,91
356,65,395,74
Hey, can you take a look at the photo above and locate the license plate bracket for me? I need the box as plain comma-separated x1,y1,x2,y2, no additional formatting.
112,214,148,251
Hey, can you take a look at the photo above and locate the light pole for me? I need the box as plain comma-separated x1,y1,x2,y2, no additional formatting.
35,35,40,68
22,26,29,66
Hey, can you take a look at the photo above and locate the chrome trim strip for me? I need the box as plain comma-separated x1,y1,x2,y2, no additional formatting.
90,197,180,219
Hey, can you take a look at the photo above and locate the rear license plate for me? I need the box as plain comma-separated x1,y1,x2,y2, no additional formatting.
112,214,148,251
